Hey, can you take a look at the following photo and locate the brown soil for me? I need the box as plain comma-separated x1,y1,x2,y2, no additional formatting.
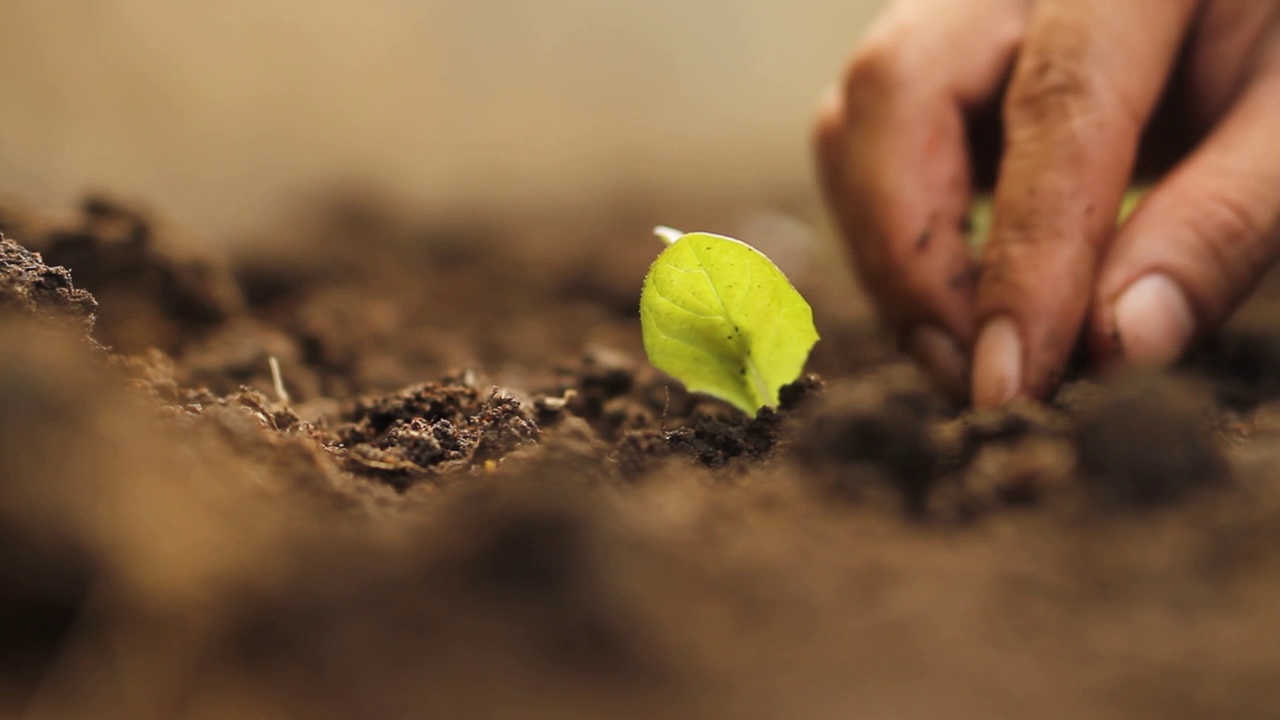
4,195,1280,719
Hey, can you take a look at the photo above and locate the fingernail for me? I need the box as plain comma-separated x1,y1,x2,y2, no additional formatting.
972,315,1022,408
1113,273,1195,367
908,324,969,400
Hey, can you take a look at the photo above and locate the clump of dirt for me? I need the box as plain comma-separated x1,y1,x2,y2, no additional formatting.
1,197,243,354
792,369,942,513
1074,374,1226,509
5,196,1280,719
334,381,541,489
0,233,97,337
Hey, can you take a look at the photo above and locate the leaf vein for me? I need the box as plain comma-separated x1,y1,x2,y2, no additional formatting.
647,323,742,377
649,284,721,320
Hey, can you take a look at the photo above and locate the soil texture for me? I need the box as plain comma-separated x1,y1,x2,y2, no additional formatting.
4,195,1280,719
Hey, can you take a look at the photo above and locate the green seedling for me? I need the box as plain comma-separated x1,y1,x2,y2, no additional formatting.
967,186,1148,252
640,226,819,415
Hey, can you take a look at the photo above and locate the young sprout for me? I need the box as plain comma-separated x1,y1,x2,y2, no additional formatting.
639,227,819,415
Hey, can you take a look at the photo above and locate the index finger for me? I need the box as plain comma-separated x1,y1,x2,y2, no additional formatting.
972,0,1200,406
815,0,1025,397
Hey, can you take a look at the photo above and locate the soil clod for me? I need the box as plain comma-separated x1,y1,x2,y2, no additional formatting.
793,377,941,514
1075,375,1225,509
0,234,97,337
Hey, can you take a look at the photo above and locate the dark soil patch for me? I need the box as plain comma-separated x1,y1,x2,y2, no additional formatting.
1074,375,1226,509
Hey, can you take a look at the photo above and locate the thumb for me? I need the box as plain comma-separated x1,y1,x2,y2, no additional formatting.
1090,71,1280,367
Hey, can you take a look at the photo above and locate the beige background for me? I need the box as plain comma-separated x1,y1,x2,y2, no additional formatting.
0,0,885,237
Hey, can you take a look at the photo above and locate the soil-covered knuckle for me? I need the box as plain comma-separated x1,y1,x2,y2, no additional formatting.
1171,182,1277,321
1003,21,1113,139
1074,374,1226,509
811,84,845,173
840,33,911,113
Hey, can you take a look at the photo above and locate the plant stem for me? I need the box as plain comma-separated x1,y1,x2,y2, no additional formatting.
653,226,683,246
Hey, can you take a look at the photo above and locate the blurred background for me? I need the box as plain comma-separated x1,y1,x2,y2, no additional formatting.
0,0,886,241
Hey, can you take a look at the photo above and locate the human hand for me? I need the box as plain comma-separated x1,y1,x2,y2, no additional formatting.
815,0,1280,406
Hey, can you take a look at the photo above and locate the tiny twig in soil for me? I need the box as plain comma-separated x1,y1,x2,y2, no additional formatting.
268,355,290,404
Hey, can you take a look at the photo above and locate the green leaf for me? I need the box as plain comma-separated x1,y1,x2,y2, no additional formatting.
639,227,819,415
